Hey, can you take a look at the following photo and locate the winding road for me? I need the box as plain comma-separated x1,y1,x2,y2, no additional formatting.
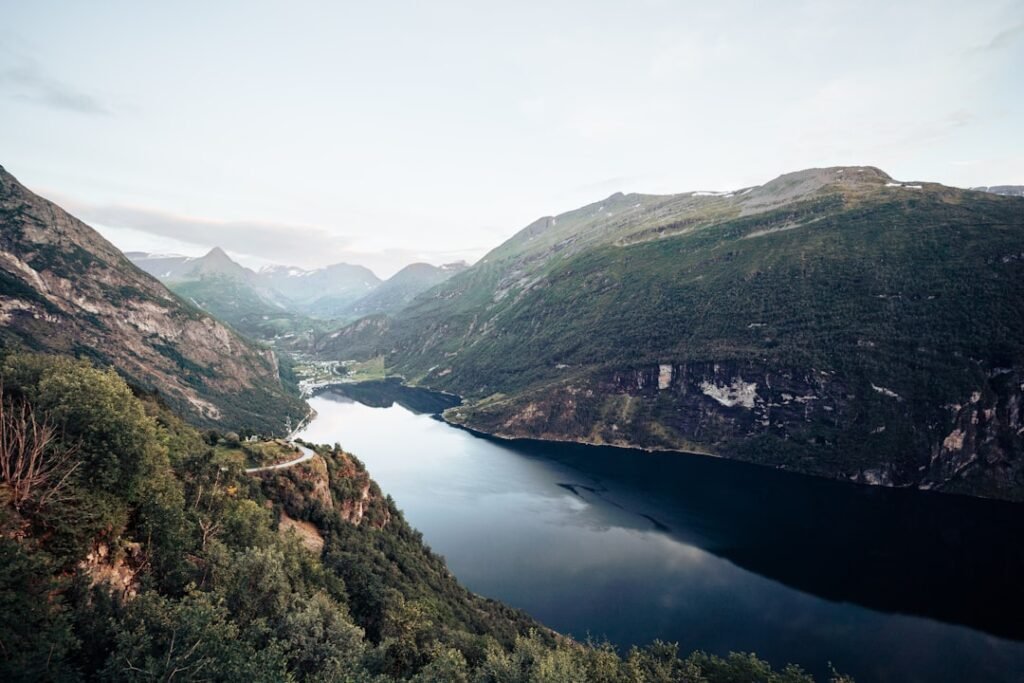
245,443,316,473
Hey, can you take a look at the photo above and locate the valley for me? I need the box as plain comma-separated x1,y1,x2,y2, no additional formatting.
128,247,467,344
295,383,1024,683
5,5,1021,680
2,161,1022,682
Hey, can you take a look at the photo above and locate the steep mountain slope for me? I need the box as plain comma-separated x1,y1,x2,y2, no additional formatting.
0,165,305,433
259,262,381,318
341,261,468,318
321,167,1024,500
128,250,342,344
130,248,291,331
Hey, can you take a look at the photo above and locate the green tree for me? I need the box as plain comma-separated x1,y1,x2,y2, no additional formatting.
279,591,365,680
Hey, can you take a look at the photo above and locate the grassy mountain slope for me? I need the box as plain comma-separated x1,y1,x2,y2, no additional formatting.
342,261,468,319
0,166,305,433
0,353,839,682
129,250,343,348
260,262,381,319
321,167,1024,500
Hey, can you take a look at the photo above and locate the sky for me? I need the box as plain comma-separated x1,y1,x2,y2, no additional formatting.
1,1,1022,278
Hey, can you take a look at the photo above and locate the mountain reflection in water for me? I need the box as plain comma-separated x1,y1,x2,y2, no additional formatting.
296,382,1024,683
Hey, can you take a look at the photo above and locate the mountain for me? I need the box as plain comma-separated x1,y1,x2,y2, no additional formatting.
0,165,306,433
320,166,1024,501
124,251,201,280
128,246,251,282
130,251,382,322
129,248,294,336
257,262,381,318
341,261,468,318
971,185,1024,197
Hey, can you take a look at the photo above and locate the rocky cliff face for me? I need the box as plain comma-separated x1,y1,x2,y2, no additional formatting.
447,360,1024,501
261,447,392,530
923,369,1024,497
0,165,306,433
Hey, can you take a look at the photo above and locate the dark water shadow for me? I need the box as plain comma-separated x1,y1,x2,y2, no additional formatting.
319,381,1024,643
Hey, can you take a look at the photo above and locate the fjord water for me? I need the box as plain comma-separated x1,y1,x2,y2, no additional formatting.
296,385,1024,683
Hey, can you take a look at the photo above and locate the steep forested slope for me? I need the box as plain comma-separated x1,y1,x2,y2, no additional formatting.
321,167,1024,500
0,353,841,682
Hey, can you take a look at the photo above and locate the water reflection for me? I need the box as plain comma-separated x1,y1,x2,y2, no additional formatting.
296,385,1024,683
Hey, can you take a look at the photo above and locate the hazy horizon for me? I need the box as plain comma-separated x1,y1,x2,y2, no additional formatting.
2,1,1021,277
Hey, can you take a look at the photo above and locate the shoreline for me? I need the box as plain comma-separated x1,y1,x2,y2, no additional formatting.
303,376,1014,503
287,403,318,440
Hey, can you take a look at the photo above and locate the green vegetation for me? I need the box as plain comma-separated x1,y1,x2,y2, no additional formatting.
320,174,1024,500
392,192,1024,397
0,352,849,681
348,355,388,382
0,166,308,436
172,276,285,326
342,262,468,319
210,437,302,469
169,276,333,346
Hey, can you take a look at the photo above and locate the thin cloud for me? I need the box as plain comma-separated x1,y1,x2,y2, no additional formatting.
0,63,110,115
52,195,480,277
57,197,352,263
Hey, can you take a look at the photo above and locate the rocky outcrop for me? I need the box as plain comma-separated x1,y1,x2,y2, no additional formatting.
448,361,1024,501
923,369,1024,498
328,451,391,528
264,448,392,531
278,510,325,553
78,541,143,601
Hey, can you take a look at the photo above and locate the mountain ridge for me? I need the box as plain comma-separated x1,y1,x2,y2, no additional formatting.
130,250,468,327
339,261,469,319
318,165,1024,501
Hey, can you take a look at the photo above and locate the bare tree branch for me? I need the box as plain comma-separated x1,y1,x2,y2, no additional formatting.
0,385,81,512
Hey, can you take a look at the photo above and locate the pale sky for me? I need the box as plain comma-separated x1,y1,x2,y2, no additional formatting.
2,1,1022,277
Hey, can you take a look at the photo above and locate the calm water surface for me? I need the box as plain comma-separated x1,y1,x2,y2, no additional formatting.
295,384,1024,683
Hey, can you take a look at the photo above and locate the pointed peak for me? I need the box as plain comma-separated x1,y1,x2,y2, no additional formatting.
205,246,230,259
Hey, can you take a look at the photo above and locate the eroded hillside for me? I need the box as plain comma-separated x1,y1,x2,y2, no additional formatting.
0,166,305,433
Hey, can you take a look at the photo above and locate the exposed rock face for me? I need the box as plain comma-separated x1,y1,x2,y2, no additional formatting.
448,361,1024,501
278,510,325,553
922,369,1024,497
264,448,391,531
78,541,143,601
0,165,305,433
330,451,390,528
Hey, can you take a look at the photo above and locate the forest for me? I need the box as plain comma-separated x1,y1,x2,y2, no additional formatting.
0,352,851,682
